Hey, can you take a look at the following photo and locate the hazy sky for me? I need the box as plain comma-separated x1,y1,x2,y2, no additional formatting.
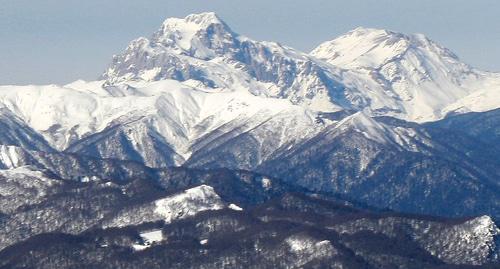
2,0,499,85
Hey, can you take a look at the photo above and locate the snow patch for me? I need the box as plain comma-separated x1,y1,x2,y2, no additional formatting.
154,185,225,223
285,235,336,256
141,230,164,243
261,177,272,190
0,145,22,169
337,112,391,144
132,229,164,251
228,203,243,211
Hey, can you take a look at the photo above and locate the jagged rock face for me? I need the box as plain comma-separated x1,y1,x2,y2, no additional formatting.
102,12,358,112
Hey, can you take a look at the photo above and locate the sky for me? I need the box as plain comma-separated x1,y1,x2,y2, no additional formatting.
1,0,500,85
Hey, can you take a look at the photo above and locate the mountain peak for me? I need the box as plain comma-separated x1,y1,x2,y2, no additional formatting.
311,27,412,69
184,12,223,26
337,112,393,144
348,27,397,37
311,27,480,122
346,27,436,46
101,12,239,84
311,27,461,70
158,12,232,38
150,12,236,56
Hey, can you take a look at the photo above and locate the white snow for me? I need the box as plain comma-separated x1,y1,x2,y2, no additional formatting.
286,237,313,253
261,177,272,190
141,230,164,243
154,185,225,223
79,175,101,183
132,229,164,250
0,78,321,164
0,166,53,183
0,145,21,169
337,112,392,144
0,166,59,198
312,27,411,69
0,12,499,167
101,185,228,229
285,236,336,255
311,27,500,122
228,203,243,211
156,12,224,54
101,14,500,123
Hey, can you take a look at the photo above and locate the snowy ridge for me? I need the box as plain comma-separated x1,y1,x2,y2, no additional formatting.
101,13,353,112
330,111,433,152
0,79,321,166
153,12,231,58
335,112,393,144
102,185,226,228
154,185,225,223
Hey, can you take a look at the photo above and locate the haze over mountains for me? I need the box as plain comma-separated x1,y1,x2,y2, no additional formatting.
0,12,499,268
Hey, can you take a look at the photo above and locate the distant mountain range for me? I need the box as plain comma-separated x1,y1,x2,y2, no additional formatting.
0,12,499,268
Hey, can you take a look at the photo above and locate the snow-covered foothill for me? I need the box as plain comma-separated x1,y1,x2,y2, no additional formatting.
154,185,225,223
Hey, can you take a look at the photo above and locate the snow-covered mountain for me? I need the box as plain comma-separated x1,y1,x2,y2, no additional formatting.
0,12,499,217
311,27,500,121
1,12,500,267
0,79,321,164
101,12,347,112
1,12,499,156
186,110,500,218
101,12,500,122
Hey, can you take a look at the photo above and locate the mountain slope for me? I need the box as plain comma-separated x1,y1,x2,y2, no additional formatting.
311,27,500,122
186,111,500,218
0,79,322,165
0,108,53,153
